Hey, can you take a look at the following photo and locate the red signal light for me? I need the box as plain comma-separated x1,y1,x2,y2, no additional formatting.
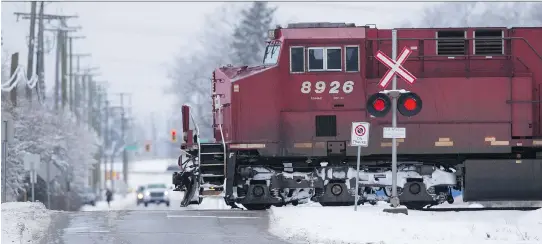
171,129,177,142
373,98,387,112
397,92,422,117
403,98,417,111
367,93,392,118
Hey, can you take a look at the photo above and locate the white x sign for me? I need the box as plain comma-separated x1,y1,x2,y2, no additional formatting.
375,47,417,89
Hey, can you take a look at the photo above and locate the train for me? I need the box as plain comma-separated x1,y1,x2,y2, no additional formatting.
172,22,542,210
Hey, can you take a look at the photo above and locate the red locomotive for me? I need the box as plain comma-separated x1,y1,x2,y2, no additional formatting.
173,22,542,210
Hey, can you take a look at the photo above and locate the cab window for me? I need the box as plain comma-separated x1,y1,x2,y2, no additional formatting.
345,46,359,72
263,43,281,65
290,46,305,72
308,47,342,71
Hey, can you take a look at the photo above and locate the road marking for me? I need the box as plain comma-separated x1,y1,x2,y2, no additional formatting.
65,227,111,233
166,215,260,219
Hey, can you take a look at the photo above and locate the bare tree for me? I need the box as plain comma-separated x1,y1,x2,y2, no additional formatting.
231,2,277,66
166,3,244,139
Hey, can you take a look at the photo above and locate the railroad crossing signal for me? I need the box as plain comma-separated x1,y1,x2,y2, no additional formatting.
367,93,392,118
375,47,417,89
397,92,422,117
171,129,177,142
366,92,422,118
369,46,422,118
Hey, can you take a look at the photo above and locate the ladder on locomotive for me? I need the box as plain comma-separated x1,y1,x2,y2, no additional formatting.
197,117,227,194
198,144,226,192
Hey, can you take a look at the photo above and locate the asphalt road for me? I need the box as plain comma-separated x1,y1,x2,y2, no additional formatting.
40,209,292,244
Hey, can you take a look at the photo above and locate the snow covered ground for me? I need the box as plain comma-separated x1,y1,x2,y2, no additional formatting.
1,202,52,244
269,199,542,244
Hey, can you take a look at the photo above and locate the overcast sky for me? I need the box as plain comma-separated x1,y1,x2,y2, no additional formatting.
1,0,433,137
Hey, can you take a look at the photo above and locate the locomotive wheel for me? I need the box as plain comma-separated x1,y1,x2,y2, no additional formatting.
242,204,271,210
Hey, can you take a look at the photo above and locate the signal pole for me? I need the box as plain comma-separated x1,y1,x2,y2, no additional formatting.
390,29,400,208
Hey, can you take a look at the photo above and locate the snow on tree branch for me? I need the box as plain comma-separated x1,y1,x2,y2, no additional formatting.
409,2,540,28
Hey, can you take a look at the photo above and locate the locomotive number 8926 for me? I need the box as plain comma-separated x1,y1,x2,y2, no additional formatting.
300,80,355,94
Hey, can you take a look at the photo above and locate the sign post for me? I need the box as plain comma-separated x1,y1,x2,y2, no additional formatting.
24,153,41,202
350,122,370,211
374,29,417,212
2,118,14,203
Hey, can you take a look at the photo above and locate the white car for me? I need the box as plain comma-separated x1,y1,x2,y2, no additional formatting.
141,183,170,207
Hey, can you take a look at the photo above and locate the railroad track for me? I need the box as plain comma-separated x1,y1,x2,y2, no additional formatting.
419,207,541,212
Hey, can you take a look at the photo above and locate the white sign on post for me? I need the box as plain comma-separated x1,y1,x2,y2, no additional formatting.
383,127,406,139
24,153,41,171
351,122,370,147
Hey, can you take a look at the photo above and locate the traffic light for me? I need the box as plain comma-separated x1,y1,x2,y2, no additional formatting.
171,129,177,142
145,143,151,152
366,92,422,118
367,92,392,117
397,92,422,117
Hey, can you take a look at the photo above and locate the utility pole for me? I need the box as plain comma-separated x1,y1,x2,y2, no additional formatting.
151,113,157,158
61,25,68,109
17,11,78,105
120,93,128,186
44,25,80,110
46,27,78,111
54,29,61,110
74,67,99,125
103,99,110,191
10,53,19,106
36,1,45,102
68,37,85,113
70,54,91,123
87,76,95,130
23,1,37,102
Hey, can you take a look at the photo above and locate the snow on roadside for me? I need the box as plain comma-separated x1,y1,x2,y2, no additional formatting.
187,195,231,210
80,193,136,211
269,204,542,244
1,202,52,244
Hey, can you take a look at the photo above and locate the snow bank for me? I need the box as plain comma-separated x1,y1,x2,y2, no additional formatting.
269,204,542,244
80,193,136,211
1,202,52,244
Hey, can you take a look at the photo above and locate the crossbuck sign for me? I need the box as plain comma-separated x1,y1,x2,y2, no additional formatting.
375,47,417,89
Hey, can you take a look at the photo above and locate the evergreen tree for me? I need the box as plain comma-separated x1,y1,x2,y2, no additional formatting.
231,2,277,66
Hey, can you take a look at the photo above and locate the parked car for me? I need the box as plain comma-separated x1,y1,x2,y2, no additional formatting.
141,183,170,207
81,187,97,206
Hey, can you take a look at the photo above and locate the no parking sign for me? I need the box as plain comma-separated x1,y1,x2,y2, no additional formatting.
351,122,370,147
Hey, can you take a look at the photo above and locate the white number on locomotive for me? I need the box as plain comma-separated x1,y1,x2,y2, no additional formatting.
300,81,354,94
